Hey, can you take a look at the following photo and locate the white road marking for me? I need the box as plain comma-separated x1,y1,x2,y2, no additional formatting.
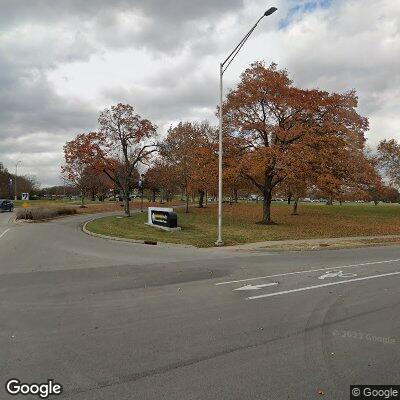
318,270,357,280
234,282,278,291
0,228,10,240
247,271,400,300
215,259,400,286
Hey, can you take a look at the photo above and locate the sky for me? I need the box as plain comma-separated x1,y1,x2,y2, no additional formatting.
0,0,399,186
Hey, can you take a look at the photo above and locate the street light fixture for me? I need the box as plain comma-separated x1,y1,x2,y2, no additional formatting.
14,161,22,201
216,6,277,245
264,6,278,16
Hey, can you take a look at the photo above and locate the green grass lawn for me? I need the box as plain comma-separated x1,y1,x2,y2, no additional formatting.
85,202,400,247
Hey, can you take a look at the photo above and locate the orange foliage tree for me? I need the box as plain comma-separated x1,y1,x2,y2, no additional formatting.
62,131,105,207
145,160,180,202
161,121,217,211
63,104,158,216
189,122,218,207
97,104,158,216
222,61,370,224
378,139,400,190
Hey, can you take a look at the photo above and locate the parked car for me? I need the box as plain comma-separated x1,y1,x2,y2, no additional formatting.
0,199,14,212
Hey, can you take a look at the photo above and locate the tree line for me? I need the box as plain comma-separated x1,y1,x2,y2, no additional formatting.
62,62,400,223
0,163,39,199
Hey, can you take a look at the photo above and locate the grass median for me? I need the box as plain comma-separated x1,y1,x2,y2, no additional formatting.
14,199,186,218
85,202,400,247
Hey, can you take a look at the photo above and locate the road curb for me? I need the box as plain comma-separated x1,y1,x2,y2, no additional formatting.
82,217,196,249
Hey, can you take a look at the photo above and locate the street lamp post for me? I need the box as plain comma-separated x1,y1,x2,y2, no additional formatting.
216,6,277,245
14,161,22,201
140,174,145,212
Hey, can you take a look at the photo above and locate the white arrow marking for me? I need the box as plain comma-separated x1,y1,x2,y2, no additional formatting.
234,282,278,291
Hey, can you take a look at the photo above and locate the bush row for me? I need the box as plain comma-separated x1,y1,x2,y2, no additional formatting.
16,207,77,221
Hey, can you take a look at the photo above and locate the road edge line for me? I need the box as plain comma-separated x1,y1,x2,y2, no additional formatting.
0,228,11,240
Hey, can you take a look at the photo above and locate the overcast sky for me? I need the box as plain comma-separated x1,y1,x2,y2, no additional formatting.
0,0,399,186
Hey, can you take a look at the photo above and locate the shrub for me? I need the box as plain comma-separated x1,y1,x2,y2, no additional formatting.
56,207,77,216
16,207,77,221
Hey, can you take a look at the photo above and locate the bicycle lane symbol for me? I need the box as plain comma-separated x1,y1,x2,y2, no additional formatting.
318,270,357,280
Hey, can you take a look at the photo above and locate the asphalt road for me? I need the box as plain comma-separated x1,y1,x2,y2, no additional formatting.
1,210,399,399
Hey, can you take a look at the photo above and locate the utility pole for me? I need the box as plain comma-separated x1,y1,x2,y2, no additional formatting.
14,161,21,201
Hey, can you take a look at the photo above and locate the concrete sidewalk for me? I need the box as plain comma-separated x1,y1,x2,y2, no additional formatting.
221,234,400,251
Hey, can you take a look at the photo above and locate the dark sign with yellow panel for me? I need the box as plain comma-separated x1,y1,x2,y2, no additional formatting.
151,210,178,228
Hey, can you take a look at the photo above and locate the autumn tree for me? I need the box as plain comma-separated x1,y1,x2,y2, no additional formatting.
96,103,158,216
189,122,219,207
63,104,157,215
160,122,205,212
71,104,157,216
278,177,308,215
0,163,11,198
145,160,179,202
62,131,105,207
81,166,112,201
380,186,400,203
377,139,400,190
222,61,369,224
161,122,193,212
310,145,380,206
144,164,161,202
0,163,39,199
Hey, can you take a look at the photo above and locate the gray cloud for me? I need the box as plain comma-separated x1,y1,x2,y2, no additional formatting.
1,0,245,53
0,0,244,27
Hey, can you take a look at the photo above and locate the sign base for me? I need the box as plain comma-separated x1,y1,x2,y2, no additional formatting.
145,223,181,232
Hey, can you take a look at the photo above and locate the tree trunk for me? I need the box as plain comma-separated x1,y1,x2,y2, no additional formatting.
185,186,189,213
198,190,205,208
152,189,156,203
287,194,292,204
326,196,333,206
123,189,130,216
91,188,96,202
291,196,299,215
80,191,85,208
234,188,238,203
261,188,274,224
205,191,208,206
